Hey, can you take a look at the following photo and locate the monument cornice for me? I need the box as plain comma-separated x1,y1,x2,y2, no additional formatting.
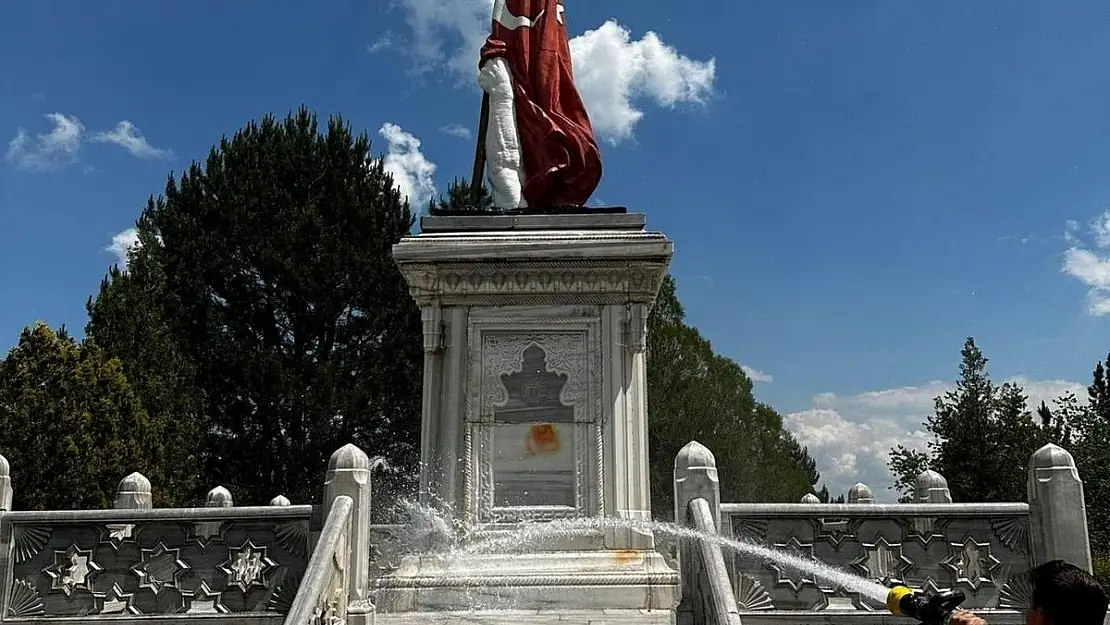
392,227,673,307
395,259,670,307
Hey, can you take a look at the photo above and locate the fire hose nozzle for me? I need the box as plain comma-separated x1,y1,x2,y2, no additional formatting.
886,586,967,625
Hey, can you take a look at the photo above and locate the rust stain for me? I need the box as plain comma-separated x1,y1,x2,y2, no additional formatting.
613,549,642,566
525,423,561,457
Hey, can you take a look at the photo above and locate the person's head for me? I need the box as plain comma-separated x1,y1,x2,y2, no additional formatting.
1026,560,1107,625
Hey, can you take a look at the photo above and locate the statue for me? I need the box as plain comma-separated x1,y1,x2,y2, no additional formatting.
473,0,603,211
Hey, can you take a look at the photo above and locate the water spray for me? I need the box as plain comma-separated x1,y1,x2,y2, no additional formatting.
886,586,967,625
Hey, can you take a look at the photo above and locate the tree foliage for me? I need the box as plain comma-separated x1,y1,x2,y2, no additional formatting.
429,178,493,212
888,338,1052,502
0,324,164,510
87,108,423,507
647,275,819,518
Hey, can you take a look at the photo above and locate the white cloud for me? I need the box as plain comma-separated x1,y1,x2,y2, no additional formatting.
106,228,140,268
379,123,437,210
5,113,85,171
440,123,472,139
1062,210,1110,315
741,365,773,384
92,121,173,160
569,21,715,143
786,378,1084,502
368,30,402,53
391,0,715,143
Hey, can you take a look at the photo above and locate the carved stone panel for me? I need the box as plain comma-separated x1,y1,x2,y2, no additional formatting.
465,320,603,525
5,514,311,617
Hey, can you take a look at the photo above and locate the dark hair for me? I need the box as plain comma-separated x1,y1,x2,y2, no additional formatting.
1029,560,1108,625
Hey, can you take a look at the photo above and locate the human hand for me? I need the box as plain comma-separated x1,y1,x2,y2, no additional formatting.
949,610,988,625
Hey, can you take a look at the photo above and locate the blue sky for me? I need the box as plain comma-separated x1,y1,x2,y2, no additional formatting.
3,0,1110,499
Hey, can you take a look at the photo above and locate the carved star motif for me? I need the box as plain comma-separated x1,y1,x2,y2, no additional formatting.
900,516,952,547
941,536,1002,591
129,542,191,595
43,544,102,596
94,582,139,615
99,523,138,550
765,536,817,593
809,516,863,548
188,520,225,549
850,535,914,585
185,581,229,614
218,539,278,594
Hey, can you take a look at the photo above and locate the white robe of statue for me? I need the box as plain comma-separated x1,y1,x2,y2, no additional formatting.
478,55,528,209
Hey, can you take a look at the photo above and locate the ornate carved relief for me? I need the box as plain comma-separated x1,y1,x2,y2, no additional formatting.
468,322,603,524
480,333,588,422
730,518,769,543
850,535,913,585
811,517,863,548
100,523,138,550
404,261,668,307
8,579,45,617
999,573,1033,610
736,574,775,610
268,573,302,613
218,539,279,594
422,306,444,353
186,581,229,614
624,303,649,353
900,516,952,547
13,525,51,563
990,517,1029,554
941,536,1002,591
43,544,102,596
765,536,817,593
275,519,311,558
188,519,225,549
95,582,139,615
129,542,190,596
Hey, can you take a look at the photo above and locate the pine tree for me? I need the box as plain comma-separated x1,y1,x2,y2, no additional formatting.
87,108,423,507
889,338,1048,502
0,324,164,510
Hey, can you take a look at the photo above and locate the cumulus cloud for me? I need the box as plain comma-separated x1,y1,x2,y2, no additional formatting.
106,228,141,268
92,121,173,160
391,0,715,142
379,123,437,210
742,365,773,384
1062,210,1110,315
786,378,1084,502
5,113,85,171
6,114,173,171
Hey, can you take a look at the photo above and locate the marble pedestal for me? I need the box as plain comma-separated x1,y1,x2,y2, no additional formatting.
386,212,678,622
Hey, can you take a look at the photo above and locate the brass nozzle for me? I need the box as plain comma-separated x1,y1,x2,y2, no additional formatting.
887,585,915,616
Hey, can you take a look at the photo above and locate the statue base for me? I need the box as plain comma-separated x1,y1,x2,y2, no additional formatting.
374,547,678,620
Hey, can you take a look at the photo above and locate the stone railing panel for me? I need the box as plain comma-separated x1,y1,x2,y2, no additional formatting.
720,503,1032,614
0,505,313,619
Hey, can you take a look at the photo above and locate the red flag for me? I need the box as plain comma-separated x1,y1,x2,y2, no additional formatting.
480,0,602,208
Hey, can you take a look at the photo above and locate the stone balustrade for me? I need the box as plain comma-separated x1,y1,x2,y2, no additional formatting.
673,441,1093,625
0,443,374,624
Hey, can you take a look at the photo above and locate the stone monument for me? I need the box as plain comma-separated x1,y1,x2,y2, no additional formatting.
378,1,679,622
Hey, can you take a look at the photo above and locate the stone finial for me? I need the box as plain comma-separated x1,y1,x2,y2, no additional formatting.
914,469,953,503
325,443,373,603
328,443,373,471
1028,443,1092,571
270,495,292,506
800,493,820,504
847,483,875,504
675,440,716,473
673,439,723,615
206,486,234,507
114,472,152,509
0,453,11,512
